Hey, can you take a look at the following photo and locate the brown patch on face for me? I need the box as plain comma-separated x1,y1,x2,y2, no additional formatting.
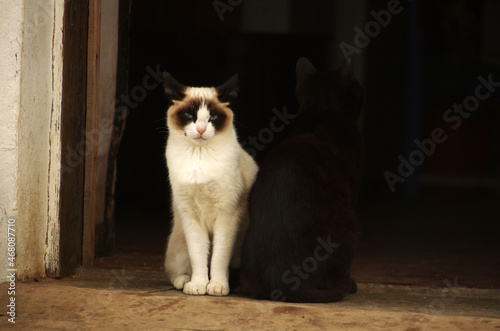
167,97,234,134
204,99,233,133
168,99,200,131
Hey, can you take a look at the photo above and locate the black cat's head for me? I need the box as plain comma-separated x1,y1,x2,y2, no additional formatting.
295,57,363,124
163,73,239,144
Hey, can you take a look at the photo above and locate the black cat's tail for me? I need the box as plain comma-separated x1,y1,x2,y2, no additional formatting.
282,277,357,303
242,268,357,303
257,277,358,303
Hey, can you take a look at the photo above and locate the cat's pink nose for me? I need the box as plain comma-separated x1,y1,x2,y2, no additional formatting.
197,127,206,136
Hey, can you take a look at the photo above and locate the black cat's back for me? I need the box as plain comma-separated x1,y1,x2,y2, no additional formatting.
240,58,363,303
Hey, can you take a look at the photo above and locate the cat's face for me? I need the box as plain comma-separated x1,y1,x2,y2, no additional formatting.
169,89,232,144
164,74,238,145
295,57,363,122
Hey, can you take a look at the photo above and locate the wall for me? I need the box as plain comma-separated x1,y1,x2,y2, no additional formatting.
240,0,367,81
0,0,64,282
483,0,500,68
330,0,367,84
241,0,290,34
0,1,24,283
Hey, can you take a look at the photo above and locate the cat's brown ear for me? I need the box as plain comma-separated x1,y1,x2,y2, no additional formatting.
296,57,318,83
163,72,186,101
216,74,239,103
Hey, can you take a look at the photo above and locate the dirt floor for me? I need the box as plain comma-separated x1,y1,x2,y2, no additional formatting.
2,195,499,330
1,268,499,330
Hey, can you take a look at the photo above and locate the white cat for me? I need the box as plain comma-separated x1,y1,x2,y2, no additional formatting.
163,73,258,296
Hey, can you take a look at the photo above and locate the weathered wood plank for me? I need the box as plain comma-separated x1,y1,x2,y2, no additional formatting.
49,0,90,278
83,0,101,267
99,0,132,257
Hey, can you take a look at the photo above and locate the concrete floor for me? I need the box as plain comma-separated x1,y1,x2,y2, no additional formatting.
2,268,499,330
3,196,497,329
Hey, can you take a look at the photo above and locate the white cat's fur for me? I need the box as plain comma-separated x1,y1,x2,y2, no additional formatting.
164,83,258,296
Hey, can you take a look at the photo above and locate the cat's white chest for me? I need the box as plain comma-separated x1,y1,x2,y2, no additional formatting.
166,141,237,185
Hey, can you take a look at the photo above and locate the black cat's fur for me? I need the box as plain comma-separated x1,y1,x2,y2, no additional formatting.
240,57,363,303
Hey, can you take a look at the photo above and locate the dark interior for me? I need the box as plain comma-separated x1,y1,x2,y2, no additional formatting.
101,0,500,289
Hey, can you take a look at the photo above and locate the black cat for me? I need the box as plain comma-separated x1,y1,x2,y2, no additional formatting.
240,57,364,302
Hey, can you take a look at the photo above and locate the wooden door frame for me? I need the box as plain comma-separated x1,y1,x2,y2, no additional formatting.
83,0,133,267
49,0,89,277
50,0,100,277
55,0,132,275
82,0,101,268
100,0,132,257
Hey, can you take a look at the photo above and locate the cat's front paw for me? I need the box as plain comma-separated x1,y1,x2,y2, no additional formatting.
207,281,229,296
183,281,207,295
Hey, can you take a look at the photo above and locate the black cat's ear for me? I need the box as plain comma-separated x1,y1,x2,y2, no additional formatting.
216,74,239,103
340,59,363,118
163,72,186,101
296,57,318,82
340,58,356,84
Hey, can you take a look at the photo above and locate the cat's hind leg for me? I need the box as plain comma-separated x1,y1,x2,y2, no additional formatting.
172,275,190,290
165,219,192,290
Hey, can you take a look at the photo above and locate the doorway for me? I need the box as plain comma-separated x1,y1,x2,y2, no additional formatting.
96,0,500,290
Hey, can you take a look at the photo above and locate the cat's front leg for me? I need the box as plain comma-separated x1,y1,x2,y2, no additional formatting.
207,213,238,296
182,218,210,295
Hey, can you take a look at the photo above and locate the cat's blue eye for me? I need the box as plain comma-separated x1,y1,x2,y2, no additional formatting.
184,113,193,119
210,115,218,121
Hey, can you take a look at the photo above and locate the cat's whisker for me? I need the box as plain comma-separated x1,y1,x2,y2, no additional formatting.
153,126,169,133
232,119,246,128
154,117,168,125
